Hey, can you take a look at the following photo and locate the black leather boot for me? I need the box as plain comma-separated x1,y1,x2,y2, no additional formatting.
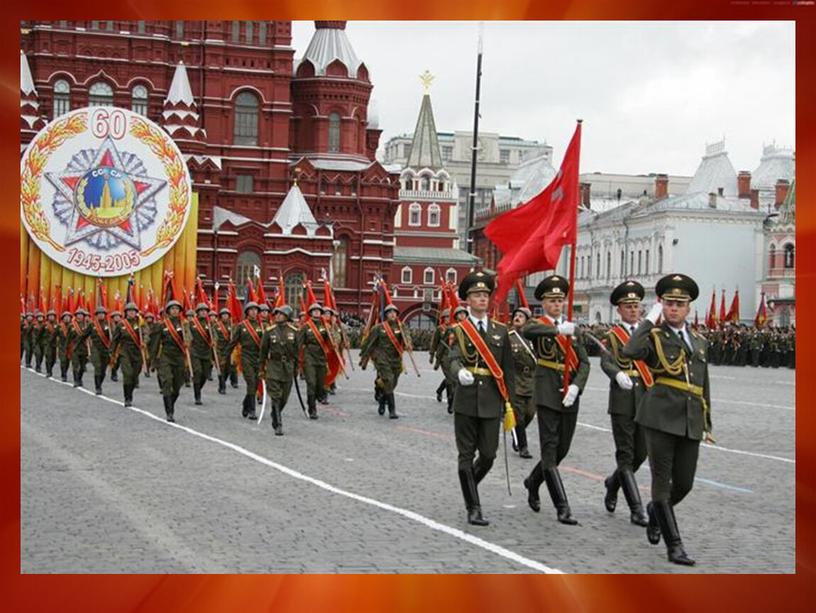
123,384,132,408
94,375,103,395
246,393,257,420
307,395,318,420
111,370,118,382
654,501,695,566
458,469,489,526
163,395,175,422
218,375,226,394
271,402,283,435
387,393,398,419
646,501,661,545
604,469,620,513
436,380,445,402
193,384,202,405
524,463,543,512
377,393,386,416
619,469,648,526
473,457,493,485
61,367,68,382
544,467,578,525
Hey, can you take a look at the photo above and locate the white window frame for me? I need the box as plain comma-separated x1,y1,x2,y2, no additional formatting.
408,203,421,227
427,203,440,227
401,266,412,284
423,267,434,285
446,268,457,284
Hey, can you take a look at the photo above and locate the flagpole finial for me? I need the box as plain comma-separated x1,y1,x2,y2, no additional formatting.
577,118,583,124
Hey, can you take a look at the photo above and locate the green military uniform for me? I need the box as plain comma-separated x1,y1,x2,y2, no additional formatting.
148,300,189,422
622,273,711,566
259,305,299,435
326,311,343,397
110,304,145,407
214,308,234,394
22,314,35,368
447,271,515,527
79,307,114,395
297,304,330,420
522,275,591,525
31,314,47,372
56,313,73,381
109,313,122,382
508,307,536,459
430,310,455,413
224,302,264,420
189,304,215,405
359,305,405,419
43,312,58,377
67,310,90,387
599,280,649,527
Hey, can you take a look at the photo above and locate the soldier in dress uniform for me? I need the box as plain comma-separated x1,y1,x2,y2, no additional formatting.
68,307,90,388
56,311,73,381
32,312,46,372
43,310,58,378
297,302,330,420
508,306,536,459
79,305,113,395
600,280,649,526
448,271,514,526
259,304,299,435
214,307,233,394
522,275,591,525
259,302,271,330
622,273,712,566
189,303,215,405
110,302,145,407
225,301,265,420
359,303,405,419
430,308,454,411
149,299,189,422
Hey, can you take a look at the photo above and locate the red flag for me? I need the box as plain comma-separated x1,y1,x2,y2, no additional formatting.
273,273,286,309
726,289,740,323
486,122,582,302
39,286,47,314
66,288,75,314
706,289,717,329
256,277,268,308
227,281,242,322
755,292,768,328
719,289,727,325
20,294,26,315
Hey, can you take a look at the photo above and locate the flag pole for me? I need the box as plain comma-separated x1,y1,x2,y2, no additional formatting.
466,23,484,254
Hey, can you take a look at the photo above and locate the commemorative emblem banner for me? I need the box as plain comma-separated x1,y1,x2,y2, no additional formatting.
20,106,193,277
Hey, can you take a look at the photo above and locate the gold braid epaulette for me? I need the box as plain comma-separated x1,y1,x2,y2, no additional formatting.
453,325,479,364
651,328,685,376
607,333,633,370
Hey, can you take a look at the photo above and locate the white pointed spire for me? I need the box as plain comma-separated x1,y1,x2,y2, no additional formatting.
166,61,194,106
20,50,36,96
272,183,319,235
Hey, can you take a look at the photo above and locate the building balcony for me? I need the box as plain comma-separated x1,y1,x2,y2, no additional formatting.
399,189,456,201
768,267,795,280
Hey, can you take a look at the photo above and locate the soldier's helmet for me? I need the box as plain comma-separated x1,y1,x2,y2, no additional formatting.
655,273,699,302
219,307,231,316
124,302,140,313
453,304,468,317
74,307,88,316
512,306,533,320
243,301,259,314
441,308,451,319
61,311,72,320
273,305,294,320
258,303,270,312
195,302,210,313
384,304,399,314
534,275,570,301
308,303,324,314
46,309,57,317
610,280,645,305
323,307,335,316
458,271,496,300
165,299,183,311
95,305,108,315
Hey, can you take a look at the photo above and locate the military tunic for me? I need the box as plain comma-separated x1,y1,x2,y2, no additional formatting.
297,317,330,404
508,327,537,452
259,321,299,409
149,316,189,399
189,316,215,393
67,320,90,385
32,320,47,371
359,320,405,394
110,317,145,389
79,318,113,390
56,320,72,380
225,318,265,415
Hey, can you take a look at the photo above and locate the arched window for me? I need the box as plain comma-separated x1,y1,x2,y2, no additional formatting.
331,238,348,287
401,266,412,284
420,174,431,191
658,245,663,273
235,251,261,299
769,244,776,270
234,91,259,145
784,243,795,269
53,79,71,118
428,204,440,227
131,84,148,116
328,112,341,153
424,267,435,285
284,271,305,309
409,203,421,226
88,81,113,107
446,268,457,284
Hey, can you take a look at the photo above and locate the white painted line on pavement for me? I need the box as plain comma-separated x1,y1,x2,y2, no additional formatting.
584,386,794,411
23,367,563,574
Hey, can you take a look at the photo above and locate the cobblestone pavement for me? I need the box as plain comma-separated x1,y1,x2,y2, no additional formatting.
21,353,795,573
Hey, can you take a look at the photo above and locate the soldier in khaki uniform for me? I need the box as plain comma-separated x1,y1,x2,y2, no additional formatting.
149,299,189,422
79,305,113,395
56,311,73,381
297,302,330,420
225,301,265,420
600,280,649,527
110,302,145,407
522,275,591,525
68,307,90,387
43,310,59,378
508,306,536,459
109,310,122,382
189,303,215,405
359,303,405,419
622,273,712,566
259,304,299,435
430,309,455,413
448,271,515,526
32,312,46,372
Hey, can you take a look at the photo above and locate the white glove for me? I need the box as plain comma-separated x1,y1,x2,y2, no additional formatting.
645,303,663,325
562,384,580,407
458,368,475,386
615,371,634,390
557,321,576,336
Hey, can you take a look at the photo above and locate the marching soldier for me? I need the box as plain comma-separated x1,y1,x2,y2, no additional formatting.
259,303,271,330
508,305,536,459
109,310,122,382
68,307,90,388
56,311,73,381
22,312,35,368
148,299,189,422
189,303,215,406
297,302,330,420
80,305,113,395
325,307,343,397
32,312,46,372
110,302,145,407
142,311,156,378
522,275,591,525
600,280,649,527
43,310,58,378
430,308,453,411
448,271,515,526
224,301,264,420
622,273,712,566
259,304,299,435
214,307,233,394
359,303,405,419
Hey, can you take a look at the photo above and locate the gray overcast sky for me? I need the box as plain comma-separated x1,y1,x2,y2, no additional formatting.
291,21,795,176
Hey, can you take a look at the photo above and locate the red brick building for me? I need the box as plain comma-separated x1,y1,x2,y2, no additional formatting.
20,20,399,313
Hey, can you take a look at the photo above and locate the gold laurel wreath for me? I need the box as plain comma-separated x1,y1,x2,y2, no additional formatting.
130,116,190,257
20,112,88,252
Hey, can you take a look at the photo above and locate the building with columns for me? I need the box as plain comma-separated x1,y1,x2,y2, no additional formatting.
20,20,400,314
